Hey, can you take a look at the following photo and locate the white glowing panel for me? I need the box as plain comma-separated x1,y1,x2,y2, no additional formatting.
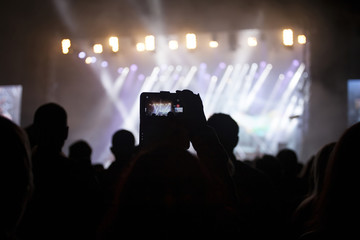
0,85,23,125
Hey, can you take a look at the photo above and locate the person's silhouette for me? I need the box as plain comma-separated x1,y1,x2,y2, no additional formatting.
207,113,282,239
275,148,308,238
299,122,360,239
291,142,336,239
69,139,103,234
18,103,93,239
102,129,136,213
0,116,33,240
108,129,135,173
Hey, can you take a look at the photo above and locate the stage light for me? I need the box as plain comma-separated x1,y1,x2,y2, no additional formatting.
78,51,86,59
283,29,294,46
145,35,155,51
101,61,108,68
298,35,306,44
130,64,138,71
209,40,219,48
186,33,197,49
109,36,119,52
168,40,178,50
247,37,257,47
85,57,92,64
292,59,300,66
93,44,103,54
136,42,145,52
61,39,71,54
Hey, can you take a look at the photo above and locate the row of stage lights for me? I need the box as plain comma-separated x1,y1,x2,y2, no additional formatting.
61,29,306,55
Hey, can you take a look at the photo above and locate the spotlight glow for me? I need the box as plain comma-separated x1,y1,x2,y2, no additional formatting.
145,35,155,51
130,64,138,72
109,36,119,52
93,44,103,54
186,33,197,49
247,37,258,47
209,40,219,48
85,57,92,64
101,61,108,68
136,42,145,52
61,39,71,54
283,29,294,46
168,40,178,50
78,51,86,59
298,35,307,44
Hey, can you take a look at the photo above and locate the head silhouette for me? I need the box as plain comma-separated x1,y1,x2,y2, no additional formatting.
110,129,135,161
276,148,299,177
207,113,239,154
33,103,68,152
69,140,92,166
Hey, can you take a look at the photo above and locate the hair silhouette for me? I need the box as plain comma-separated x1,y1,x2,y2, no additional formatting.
0,116,33,240
300,122,360,239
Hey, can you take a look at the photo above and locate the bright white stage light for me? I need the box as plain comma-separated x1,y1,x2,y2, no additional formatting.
283,29,294,46
85,57,92,64
130,64,138,72
168,40,178,50
61,39,71,54
145,35,155,51
78,51,86,59
186,33,197,49
298,35,306,44
209,40,219,48
93,44,103,54
136,42,145,52
109,36,119,52
247,37,257,47
101,61,108,68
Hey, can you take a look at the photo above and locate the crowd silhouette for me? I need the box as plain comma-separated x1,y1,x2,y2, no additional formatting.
2,89,359,240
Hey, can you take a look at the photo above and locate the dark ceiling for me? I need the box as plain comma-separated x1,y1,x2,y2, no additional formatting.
2,0,360,39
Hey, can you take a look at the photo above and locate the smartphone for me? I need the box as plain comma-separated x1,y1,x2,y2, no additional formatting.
139,91,184,147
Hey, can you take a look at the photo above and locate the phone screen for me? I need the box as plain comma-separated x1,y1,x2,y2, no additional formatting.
142,93,183,117
139,92,184,147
